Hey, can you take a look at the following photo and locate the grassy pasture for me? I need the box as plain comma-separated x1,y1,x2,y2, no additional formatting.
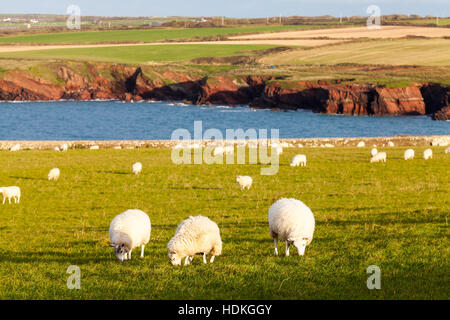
0,25,316,45
0,44,278,63
0,147,448,300
260,39,450,66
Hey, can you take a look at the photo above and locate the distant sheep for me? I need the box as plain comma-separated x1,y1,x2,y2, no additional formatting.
268,198,315,256
90,145,100,150
61,144,69,152
404,149,415,160
290,155,307,167
388,141,395,147
370,152,387,163
132,162,142,175
0,186,21,204
10,144,21,152
357,141,365,148
446,146,450,154
236,176,253,190
371,148,378,157
423,148,433,160
167,215,222,266
109,209,151,261
48,168,60,181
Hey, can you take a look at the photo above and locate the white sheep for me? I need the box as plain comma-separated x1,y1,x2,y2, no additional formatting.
167,215,222,266
290,154,307,167
357,141,365,148
0,186,21,204
388,141,395,147
90,145,100,150
109,209,151,262
10,144,21,152
423,148,433,160
61,144,69,152
268,198,315,256
48,168,60,181
370,152,387,163
54,146,61,152
404,149,415,160
132,162,142,175
446,146,450,154
236,176,253,190
370,148,378,157
275,146,283,155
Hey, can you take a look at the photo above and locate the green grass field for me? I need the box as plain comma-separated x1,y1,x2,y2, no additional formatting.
0,147,448,300
0,44,278,63
261,39,450,66
0,25,315,44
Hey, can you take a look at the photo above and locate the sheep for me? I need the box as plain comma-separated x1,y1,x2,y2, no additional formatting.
132,162,142,175
236,176,253,190
370,152,387,163
404,149,415,160
423,148,433,160
213,146,224,156
371,148,378,157
167,215,222,266
357,141,365,148
54,146,60,152
446,146,450,154
109,209,151,262
90,145,100,150
268,198,315,256
48,168,60,181
61,144,69,152
388,141,395,147
9,144,21,152
0,186,21,204
290,154,307,167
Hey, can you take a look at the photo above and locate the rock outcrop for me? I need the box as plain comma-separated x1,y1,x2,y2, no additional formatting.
0,63,448,120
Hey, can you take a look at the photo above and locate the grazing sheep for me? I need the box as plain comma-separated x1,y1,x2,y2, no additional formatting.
61,144,69,152
370,152,387,163
357,141,365,148
9,144,21,152
90,145,100,150
268,198,315,256
236,176,253,190
423,148,433,160
388,141,395,147
48,168,60,181
54,146,61,152
109,209,151,262
167,215,222,266
290,155,307,167
371,148,378,157
132,162,142,175
446,146,450,154
0,186,21,204
404,149,415,160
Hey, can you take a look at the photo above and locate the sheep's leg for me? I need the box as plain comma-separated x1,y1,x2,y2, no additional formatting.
140,245,145,258
285,242,290,256
128,251,132,260
8,198,11,204
203,253,207,264
2,197,5,205
274,238,278,256
184,257,191,266
210,255,215,263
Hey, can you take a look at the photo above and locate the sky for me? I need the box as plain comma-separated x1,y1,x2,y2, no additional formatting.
1,0,449,18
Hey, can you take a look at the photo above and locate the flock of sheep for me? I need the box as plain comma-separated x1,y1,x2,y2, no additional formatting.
2,142,449,266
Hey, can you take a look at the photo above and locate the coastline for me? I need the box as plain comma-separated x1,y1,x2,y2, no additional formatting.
1,135,449,150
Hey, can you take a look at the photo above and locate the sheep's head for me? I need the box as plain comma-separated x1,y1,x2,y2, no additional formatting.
293,238,309,256
110,243,129,262
168,251,182,266
236,176,241,183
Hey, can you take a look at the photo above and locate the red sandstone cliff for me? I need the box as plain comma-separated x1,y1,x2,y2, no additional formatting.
0,64,448,120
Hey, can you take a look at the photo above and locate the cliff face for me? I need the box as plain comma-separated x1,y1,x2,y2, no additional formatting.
0,64,448,120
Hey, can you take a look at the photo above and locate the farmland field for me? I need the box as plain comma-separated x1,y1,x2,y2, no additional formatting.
0,147,448,299
260,39,450,66
0,44,279,63
0,25,318,45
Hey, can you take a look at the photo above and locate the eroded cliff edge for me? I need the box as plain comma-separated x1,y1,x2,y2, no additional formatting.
0,62,448,120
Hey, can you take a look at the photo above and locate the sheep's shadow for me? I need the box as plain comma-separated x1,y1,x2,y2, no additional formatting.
96,170,131,175
8,176,47,181
0,250,111,263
